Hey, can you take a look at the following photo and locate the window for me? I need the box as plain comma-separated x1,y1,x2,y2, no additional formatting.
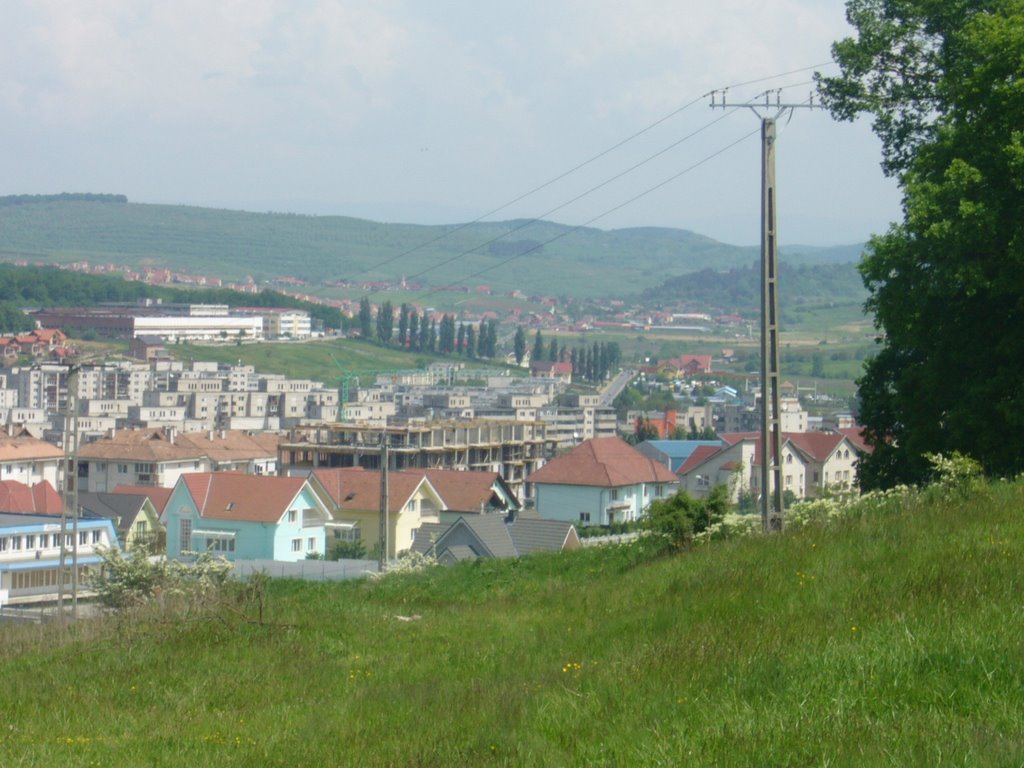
609,489,619,501
0,537,7,552
307,537,316,551
25,534,35,549
179,517,192,554
79,532,88,546
38,534,48,549
786,454,793,464
10,536,21,551
287,510,297,523
785,475,793,487
118,464,128,474
91,530,101,544
579,512,591,523
655,484,665,497
335,526,361,542
292,538,302,552
207,537,235,553
405,498,417,512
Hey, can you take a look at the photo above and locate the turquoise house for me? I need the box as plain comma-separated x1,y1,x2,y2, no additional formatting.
163,473,331,561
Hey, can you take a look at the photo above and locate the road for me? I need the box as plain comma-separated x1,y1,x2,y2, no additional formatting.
598,368,636,407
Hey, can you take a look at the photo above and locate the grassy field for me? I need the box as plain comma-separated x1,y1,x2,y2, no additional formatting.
168,337,519,384
1,480,1021,766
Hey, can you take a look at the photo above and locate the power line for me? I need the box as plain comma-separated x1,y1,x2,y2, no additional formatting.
402,107,743,285
344,61,836,284
418,125,762,298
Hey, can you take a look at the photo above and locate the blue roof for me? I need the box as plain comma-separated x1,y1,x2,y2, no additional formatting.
641,440,723,472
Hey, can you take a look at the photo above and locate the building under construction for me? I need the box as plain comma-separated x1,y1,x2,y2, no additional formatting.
279,419,554,502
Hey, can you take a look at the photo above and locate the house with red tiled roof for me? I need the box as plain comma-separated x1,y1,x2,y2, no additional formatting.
163,473,331,561
525,437,677,527
76,428,282,492
676,432,807,502
309,467,445,559
0,432,65,488
423,469,521,522
530,360,573,383
676,430,866,501
0,480,63,514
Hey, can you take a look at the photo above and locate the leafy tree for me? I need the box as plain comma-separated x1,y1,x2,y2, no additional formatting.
513,325,527,365
456,324,466,356
329,539,368,560
642,485,729,551
465,325,476,359
532,330,544,362
547,337,558,362
398,303,410,347
408,310,419,352
358,297,372,339
375,300,393,345
819,0,1024,487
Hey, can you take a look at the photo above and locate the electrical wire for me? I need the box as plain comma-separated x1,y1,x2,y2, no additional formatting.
417,125,762,298
401,107,743,285
343,61,836,284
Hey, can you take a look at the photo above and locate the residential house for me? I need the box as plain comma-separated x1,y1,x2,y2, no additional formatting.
785,431,864,496
525,436,677,527
675,432,810,502
76,427,281,492
78,491,165,554
163,473,331,561
634,439,725,472
410,513,580,564
309,467,444,559
422,469,521,523
0,431,65,488
0,480,63,514
0,512,119,606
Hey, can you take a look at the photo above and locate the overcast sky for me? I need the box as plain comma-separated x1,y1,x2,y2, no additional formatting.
0,1,901,247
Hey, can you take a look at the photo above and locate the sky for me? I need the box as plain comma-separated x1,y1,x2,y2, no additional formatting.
0,1,902,247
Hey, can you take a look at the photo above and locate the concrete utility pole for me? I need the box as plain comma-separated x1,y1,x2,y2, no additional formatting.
711,89,819,533
379,440,389,571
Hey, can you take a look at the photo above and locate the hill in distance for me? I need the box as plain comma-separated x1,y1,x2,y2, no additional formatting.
0,195,865,299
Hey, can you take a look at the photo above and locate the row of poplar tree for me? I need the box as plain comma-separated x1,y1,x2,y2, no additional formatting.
358,298,497,358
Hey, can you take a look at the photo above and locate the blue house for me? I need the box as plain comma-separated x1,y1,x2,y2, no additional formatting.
163,473,331,561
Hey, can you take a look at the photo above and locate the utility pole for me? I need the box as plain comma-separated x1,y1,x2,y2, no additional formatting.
711,88,819,532
378,439,389,572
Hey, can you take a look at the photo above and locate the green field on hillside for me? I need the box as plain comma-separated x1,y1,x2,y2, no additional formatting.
1,479,1021,766
169,337,517,385
0,198,861,299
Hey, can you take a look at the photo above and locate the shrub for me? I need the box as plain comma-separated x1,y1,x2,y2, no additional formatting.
641,486,729,551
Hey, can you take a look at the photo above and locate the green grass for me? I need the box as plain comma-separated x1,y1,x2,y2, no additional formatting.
169,337,517,383
2,482,1021,766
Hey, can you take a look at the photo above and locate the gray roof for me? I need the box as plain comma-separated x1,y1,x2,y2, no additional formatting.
414,514,576,561
78,492,148,533
507,518,575,556
410,522,451,556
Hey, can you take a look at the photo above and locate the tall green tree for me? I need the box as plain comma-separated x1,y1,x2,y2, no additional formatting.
358,297,372,339
532,330,544,363
514,326,527,365
820,0,1024,487
398,303,410,348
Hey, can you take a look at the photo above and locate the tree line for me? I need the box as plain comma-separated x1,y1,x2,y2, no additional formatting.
358,299,498,359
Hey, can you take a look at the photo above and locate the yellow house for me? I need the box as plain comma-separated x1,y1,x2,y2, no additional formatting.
310,468,444,559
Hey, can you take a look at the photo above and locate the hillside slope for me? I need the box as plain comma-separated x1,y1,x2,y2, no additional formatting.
0,481,1020,765
0,197,861,298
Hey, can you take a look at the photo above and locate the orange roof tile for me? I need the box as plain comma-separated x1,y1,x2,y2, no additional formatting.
0,435,65,461
526,437,677,487
181,472,308,523
312,467,429,514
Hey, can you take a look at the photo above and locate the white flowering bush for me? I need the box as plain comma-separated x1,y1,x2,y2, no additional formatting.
90,548,233,611
377,549,438,576
924,451,983,500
